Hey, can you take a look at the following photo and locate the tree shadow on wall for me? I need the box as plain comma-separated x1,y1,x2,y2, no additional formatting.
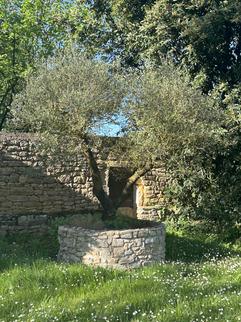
0,150,100,217
0,150,101,271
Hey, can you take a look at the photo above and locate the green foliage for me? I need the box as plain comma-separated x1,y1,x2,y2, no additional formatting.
125,62,222,162
0,0,80,128
104,215,152,230
50,212,154,230
123,62,229,224
77,1,241,93
159,81,241,226
69,0,155,65
60,213,106,230
137,0,241,92
10,49,124,152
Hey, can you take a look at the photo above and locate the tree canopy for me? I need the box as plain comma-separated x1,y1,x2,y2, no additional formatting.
2,0,241,129
69,0,241,94
10,50,223,218
0,0,75,129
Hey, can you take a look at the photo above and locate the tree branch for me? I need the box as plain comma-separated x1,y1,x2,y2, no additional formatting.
0,86,13,130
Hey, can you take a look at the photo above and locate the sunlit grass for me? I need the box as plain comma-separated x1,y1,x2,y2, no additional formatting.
0,221,240,322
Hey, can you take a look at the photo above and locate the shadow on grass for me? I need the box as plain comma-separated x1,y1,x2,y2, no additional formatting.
1,227,240,272
0,232,58,272
166,232,241,263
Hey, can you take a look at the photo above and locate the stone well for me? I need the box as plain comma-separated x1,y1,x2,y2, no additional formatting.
58,224,165,269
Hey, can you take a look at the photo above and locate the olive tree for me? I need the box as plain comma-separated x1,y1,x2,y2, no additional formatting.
11,51,224,221
10,50,150,218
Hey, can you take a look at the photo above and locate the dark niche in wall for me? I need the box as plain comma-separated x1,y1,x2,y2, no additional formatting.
108,167,134,208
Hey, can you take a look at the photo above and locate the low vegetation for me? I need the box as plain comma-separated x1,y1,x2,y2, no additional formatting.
51,212,156,230
0,219,240,322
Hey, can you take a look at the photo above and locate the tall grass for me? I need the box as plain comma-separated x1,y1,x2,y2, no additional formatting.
0,220,240,322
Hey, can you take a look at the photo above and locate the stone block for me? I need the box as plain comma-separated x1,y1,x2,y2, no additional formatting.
18,214,48,226
111,238,124,247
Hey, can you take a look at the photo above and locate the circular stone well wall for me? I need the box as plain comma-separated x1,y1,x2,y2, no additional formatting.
58,224,165,269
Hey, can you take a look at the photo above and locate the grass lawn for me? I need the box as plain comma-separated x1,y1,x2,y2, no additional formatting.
0,220,241,322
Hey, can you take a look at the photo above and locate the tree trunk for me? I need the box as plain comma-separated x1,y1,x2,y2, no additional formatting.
82,136,115,219
82,136,151,220
0,33,18,130
0,85,14,130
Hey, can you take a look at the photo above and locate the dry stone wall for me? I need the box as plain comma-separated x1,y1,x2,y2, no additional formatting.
135,168,167,221
142,168,167,207
58,224,165,269
0,133,167,234
136,206,163,221
0,133,102,234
